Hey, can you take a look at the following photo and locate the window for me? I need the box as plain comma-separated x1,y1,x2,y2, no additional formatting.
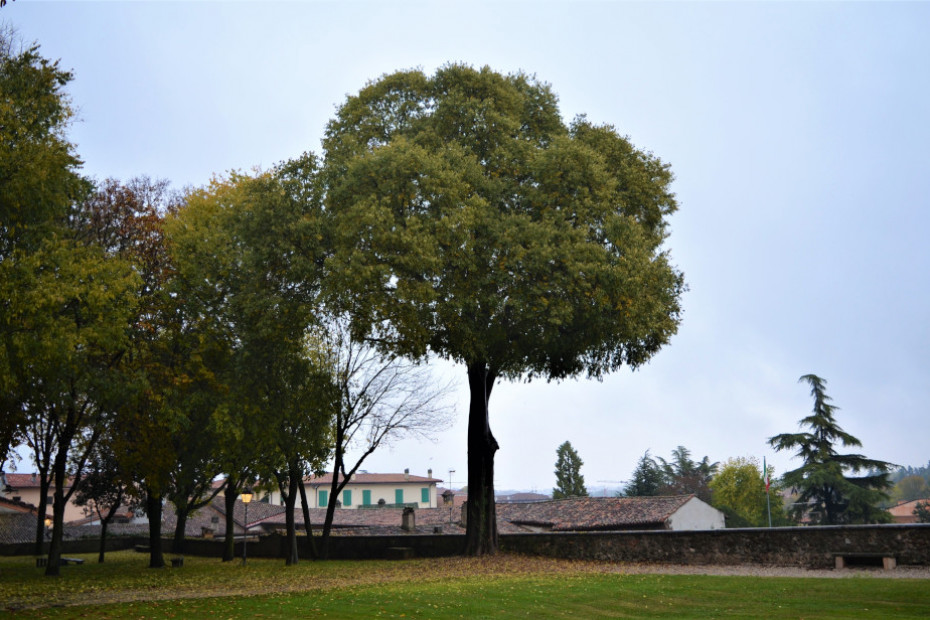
318,490,328,508
342,489,352,507
395,488,404,505
362,490,372,506
421,488,429,504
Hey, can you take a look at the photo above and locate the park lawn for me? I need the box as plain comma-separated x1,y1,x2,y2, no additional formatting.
2,551,929,619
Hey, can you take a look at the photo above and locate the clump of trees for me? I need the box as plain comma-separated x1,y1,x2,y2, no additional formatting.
621,446,715,503
3,33,686,564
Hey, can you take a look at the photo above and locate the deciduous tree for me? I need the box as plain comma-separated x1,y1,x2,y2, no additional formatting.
316,317,454,558
710,457,785,527
321,65,684,555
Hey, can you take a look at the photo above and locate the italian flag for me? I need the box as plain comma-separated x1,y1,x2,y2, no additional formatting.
763,457,770,493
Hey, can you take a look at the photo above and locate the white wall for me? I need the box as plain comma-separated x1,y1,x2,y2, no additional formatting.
667,497,726,530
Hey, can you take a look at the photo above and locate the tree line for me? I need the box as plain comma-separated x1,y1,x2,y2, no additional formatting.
2,29,687,572
556,375,907,527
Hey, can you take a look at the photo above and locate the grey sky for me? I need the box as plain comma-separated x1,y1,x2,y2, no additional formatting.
6,1,928,494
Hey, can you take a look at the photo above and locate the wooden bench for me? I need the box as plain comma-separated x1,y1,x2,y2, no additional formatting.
832,552,896,570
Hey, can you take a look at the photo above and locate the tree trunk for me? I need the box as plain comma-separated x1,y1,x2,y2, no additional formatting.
222,477,238,562
463,361,499,556
298,477,317,560
172,503,189,554
283,467,299,566
97,488,123,563
34,470,50,557
44,463,68,576
320,448,344,560
146,492,165,568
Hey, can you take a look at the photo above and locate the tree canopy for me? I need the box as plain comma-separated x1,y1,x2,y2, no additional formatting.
769,374,894,525
321,64,684,554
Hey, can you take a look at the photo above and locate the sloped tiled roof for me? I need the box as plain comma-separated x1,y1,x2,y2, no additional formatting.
497,496,694,531
0,513,40,544
305,472,441,486
2,472,74,490
0,495,40,515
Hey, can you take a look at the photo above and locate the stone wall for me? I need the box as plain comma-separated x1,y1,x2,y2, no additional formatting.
500,524,930,568
4,524,930,567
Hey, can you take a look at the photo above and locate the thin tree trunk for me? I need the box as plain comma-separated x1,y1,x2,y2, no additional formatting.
97,488,123,563
298,477,317,560
222,476,238,562
320,449,343,560
146,492,165,568
283,466,299,566
171,504,189,554
44,437,75,577
463,361,499,556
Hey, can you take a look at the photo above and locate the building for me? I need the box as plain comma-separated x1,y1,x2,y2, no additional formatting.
889,498,930,524
264,470,442,509
0,472,85,523
494,495,726,532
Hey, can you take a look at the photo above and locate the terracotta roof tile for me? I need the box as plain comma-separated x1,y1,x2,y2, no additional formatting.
496,496,693,531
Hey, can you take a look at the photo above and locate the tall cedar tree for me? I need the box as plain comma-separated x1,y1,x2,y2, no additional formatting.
552,441,587,499
321,65,684,555
769,374,894,525
623,451,664,497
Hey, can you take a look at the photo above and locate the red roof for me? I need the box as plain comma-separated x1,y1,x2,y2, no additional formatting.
2,473,73,490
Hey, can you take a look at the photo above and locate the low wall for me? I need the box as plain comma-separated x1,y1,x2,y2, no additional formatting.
0,537,139,557
5,525,929,568
500,524,930,568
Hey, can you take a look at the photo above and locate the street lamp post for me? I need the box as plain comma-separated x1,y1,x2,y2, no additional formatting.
448,469,455,523
241,487,253,566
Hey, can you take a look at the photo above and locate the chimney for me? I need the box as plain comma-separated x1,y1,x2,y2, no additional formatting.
428,468,432,479
401,506,416,531
404,468,409,481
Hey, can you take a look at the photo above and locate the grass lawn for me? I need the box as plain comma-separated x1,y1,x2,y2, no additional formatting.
2,551,929,618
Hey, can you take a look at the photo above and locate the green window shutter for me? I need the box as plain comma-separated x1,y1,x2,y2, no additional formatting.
319,490,328,507
343,489,352,507
421,488,429,504
363,490,372,506
395,488,404,505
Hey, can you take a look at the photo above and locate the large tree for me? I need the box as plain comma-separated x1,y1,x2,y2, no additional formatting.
321,65,684,555
769,374,894,525
1,27,88,465
552,441,587,499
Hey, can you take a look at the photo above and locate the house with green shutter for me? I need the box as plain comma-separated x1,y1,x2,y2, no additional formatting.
265,470,442,510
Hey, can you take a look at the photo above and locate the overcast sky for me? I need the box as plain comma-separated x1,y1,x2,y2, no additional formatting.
6,1,929,495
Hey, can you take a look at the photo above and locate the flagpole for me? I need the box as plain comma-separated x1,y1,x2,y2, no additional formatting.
764,457,772,528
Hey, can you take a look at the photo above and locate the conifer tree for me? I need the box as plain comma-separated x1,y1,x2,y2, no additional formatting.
553,441,588,499
769,374,893,524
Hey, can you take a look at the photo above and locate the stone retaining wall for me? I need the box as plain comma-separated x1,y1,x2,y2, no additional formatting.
4,524,929,567
500,524,930,568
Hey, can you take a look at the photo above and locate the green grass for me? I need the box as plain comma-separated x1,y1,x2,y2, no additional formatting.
2,551,929,618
